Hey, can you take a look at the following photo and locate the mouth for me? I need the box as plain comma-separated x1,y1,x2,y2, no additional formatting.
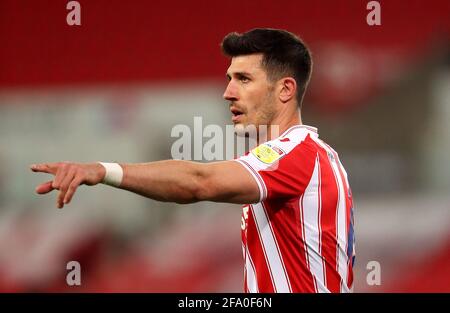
230,107,244,122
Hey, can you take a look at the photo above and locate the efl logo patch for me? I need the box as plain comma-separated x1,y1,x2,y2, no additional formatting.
252,143,285,164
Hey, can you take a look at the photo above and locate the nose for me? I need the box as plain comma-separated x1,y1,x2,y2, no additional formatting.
223,81,238,102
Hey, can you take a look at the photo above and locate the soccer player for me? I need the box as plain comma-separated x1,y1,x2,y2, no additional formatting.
31,28,355,293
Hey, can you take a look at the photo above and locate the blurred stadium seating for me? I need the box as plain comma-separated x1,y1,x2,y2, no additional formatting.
0,0,449,292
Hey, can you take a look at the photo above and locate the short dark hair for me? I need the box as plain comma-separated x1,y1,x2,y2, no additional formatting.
221,28,313,108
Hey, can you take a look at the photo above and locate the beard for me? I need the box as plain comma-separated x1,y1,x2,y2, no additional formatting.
234,91,277,142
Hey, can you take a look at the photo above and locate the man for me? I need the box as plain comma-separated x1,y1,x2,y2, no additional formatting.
31,28,355,293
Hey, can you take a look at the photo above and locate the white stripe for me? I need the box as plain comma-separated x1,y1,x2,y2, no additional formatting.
250,205,276,290
234,159,267,202
245,246,259,293
311,138,349,292
301,154,329,293
299,194,318,292
336,157,353,293
251,203,291,292
333,156,350,293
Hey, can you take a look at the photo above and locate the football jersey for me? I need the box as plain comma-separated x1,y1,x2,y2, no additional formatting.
235,125,355,293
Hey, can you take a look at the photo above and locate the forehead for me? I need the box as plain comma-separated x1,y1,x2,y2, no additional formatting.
227,54,265,75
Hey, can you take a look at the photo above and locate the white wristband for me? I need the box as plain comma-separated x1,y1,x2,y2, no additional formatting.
98,162,123,187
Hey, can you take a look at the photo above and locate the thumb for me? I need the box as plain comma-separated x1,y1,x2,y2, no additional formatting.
36,180,55,194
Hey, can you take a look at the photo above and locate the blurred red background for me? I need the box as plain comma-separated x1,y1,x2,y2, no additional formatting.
0,0,449,292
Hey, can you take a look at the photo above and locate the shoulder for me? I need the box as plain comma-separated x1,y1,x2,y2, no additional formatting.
246,126,319,167
270,125,319,155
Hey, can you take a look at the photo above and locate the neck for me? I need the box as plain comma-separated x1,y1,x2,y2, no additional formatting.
258,108,302,144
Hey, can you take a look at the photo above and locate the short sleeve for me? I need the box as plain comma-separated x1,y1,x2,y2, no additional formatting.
234,135,317,202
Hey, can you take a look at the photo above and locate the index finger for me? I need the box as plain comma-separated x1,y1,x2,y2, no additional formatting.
30,163,59,175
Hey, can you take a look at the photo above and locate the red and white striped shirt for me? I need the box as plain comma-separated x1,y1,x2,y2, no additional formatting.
235,125,355,293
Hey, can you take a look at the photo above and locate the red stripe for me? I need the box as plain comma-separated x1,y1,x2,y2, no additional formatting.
247,253,259,292
244,273,248,293
257,136,322,292
247,206,275,292
261,202,292,292
347,262,354,289
260,140,318,292
315,143,341,293
277,195,316,293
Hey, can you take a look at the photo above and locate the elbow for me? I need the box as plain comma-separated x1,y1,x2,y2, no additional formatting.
170,174,214,204
172,163,220,204
188,171,217,203
192,183,214,203
172,186,210,204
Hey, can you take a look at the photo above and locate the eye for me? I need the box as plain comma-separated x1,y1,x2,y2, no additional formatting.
239,75,250,83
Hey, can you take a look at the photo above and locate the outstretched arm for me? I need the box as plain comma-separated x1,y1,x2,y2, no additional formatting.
30,160,260,209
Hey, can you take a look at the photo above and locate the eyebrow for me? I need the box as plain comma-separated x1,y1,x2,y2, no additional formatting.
226,71,253,79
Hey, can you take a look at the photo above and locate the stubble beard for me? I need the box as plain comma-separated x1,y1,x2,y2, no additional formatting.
234,89,277,140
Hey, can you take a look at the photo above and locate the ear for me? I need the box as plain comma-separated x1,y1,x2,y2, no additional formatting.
278,77,297,103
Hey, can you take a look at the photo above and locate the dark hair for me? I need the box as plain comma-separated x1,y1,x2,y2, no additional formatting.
221,28,313,108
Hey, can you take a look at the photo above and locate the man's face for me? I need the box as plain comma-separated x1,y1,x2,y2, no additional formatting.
223,54,277,134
